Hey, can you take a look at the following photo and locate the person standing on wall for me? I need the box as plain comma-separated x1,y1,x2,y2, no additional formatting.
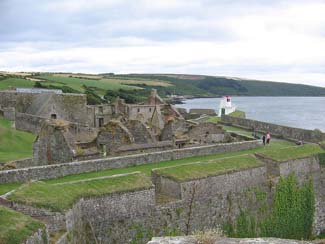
266,132,271,145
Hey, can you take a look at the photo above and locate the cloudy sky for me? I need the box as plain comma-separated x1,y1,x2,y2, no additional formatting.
1,0,325,87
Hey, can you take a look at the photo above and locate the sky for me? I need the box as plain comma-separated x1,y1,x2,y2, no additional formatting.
1,0,325,87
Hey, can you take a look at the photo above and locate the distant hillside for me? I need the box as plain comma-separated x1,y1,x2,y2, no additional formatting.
117,74,325,97
1,72,325,105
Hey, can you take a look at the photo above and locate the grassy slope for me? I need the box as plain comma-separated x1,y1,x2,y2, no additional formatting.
0,206,44,244
153,155,262,182
35,74,137,94
0,117,35,164
7,172,152,212
260,143,324,161
0,77,35,90
123,74,325,96
2,72,325,97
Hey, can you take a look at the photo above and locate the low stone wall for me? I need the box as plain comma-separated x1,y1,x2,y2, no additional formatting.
8,201,67,233
4,158,36,169
15,112,47,134
221,115,325,142
0,140,262,183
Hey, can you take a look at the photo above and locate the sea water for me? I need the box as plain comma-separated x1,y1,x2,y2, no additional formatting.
175,97,325,132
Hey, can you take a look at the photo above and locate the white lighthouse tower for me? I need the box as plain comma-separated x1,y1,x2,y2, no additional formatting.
218,95,236,116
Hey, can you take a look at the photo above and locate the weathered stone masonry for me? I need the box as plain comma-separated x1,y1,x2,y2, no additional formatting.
64,155,325,243
3,154,324,244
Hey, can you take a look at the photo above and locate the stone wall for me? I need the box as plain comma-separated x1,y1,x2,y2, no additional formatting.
153,166,267,201
0,91,91,126
15,112,47,134
125,120,156,144
2,154,324,244
256,154,325,235
64,155,325,244
3,158,36,169
0,91,35,112
25,228,48,244
221,115,325,142
187,122,225,143
128,105,156,122
3,107,15,121
33,121,76,166
0,140,261,183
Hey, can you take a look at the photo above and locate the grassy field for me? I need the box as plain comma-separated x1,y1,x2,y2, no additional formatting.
35,74,137,94
153,155,262,182
0,77,35,90
259,143,324,161
0,117,36,164
0,206,44,244
7,172,152,212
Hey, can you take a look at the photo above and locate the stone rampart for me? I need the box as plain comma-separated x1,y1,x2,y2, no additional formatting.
221,115,325,142
0,140,261,183
64,155,325,243
153,166,267,201
3,155,324,244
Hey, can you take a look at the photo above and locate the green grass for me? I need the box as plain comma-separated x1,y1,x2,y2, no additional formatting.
260,143,324,161
0,206,44,244
207,116,221,123
7,172,152,212
229,110,246,118
0,117,36,164
153,155,262,182
0,183,20,196
0,77,35,90
35,74,142,95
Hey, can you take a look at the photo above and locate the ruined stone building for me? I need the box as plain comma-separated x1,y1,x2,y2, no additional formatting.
0,87,233,166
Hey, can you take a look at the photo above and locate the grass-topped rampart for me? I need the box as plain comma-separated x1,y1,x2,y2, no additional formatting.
152,155,263,182
7,172,152,212
0,206,45,244
258,143,324,162
0,139,294,195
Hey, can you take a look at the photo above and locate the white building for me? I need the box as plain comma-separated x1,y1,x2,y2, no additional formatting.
218,95,236,116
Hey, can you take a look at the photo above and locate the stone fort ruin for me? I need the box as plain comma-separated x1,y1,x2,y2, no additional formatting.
0,88,242,167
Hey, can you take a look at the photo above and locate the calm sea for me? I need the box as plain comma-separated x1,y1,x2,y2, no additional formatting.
175,97,325,132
